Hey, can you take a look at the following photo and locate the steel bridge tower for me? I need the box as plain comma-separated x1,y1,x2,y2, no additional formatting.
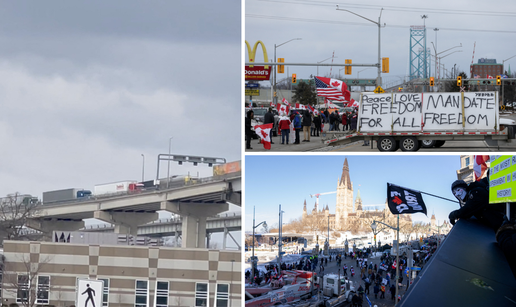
409,26,430,80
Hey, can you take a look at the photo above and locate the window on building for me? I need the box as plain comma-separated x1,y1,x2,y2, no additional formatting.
155,281,169,307
36,275,50,305
135,280,148,307
215,283,229,307
16,274,29,303
195,283,209,307
99,278,110,307
465,157,470,166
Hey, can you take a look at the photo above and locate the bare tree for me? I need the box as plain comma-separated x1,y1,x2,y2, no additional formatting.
0,193,43,245
3,254,53,307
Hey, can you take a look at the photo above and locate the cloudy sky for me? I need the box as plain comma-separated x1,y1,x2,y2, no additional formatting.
246,0,516,88
0,0,241,199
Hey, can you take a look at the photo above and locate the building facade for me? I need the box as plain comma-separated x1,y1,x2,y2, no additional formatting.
471,58,503,78
1,241,241,307
302,158,412,233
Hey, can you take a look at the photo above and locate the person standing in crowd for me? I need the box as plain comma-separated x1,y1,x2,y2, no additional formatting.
245,109,254,149
380,284,386,299
324,108,330,123
313,113,322,137
278,112,291,145
302,109,312,142
341,111,347,131
263,107,275,144
350,112,358,133
293,111,302,144
390,284,396,301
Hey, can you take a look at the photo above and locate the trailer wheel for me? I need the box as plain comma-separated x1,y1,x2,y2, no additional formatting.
434,140,446,147
400,136,420,151
377,136,397,152
421,140,436,148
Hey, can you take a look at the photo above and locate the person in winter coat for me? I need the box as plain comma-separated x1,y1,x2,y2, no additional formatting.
390,284,396,301
245,109,254,149
302,110,312,142
350,266,355,277
341,112,348,131
312,114,322,136
449,179,505,231
293,112,302,144
350,113,358,132
380,284,386,299
264,108,276,144
496,216,516,278
278,113,292,144
373,284,380,299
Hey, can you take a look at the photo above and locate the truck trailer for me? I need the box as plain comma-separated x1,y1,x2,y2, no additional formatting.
42,188,92,204
93,180,142,195
322,91,516,151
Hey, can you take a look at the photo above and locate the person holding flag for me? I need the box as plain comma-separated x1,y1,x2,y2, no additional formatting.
278,112,291,145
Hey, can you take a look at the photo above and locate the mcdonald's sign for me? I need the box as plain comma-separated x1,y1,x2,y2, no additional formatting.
245,40,272,81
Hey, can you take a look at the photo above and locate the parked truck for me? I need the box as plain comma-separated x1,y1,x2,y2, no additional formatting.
94,181,142,195
322,91,516,151
321,274,357,307
42,188,92,204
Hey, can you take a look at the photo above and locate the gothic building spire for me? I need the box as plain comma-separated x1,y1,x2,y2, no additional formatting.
339,158,352,189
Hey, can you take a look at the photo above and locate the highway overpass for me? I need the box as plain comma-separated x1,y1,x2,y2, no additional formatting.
26,172,241,248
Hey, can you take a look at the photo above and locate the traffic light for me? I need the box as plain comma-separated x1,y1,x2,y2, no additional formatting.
278,58,284,74
292,74,297,84
497,75,502,85
398,87,402,92
273,91,277,97
382,57,389,73
429,77,435,87
345,59,352,75
457,76,462,86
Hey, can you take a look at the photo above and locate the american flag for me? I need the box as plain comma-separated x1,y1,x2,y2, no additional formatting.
314,76,346,102
474,74,480,79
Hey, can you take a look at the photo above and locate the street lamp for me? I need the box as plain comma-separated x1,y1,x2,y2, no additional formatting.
357,68,371,79
317,56,338,76
252,206,267,284
273,38,302,105
502,54,516,106
372,219,400,306
141,154,145,182
278,204,285,274
337,6,384,87
167,137,173,188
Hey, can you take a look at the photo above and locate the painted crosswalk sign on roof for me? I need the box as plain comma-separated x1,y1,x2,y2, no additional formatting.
77,279,104,307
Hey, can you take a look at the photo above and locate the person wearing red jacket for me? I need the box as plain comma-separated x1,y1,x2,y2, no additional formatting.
278,113,292,144
341,112,348,131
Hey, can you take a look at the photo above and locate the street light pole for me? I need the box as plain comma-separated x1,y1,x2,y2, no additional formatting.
167,137,172,188
317,56,337,76
336,6,383,87
502,54,516,107
141,154,145,182
274,38,302,105
252,206,267,284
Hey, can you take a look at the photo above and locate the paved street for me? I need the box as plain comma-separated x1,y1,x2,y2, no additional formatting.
314,253,409,307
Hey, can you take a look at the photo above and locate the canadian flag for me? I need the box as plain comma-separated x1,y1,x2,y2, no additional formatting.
282,98,291,106
276,104,290,115
316,76,352,101
254,123,273,150
346,99,359,108
473,155,489,181
308,105,315,113
295,103,307,110
270,101,275,107
487,75,494,79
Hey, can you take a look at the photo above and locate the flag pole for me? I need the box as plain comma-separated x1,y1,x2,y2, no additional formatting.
389,183,458,204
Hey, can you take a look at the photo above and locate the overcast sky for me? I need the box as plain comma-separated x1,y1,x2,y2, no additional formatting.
246,0,516,88
0,1,241,200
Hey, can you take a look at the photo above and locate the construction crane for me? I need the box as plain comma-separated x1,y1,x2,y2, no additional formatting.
309,191,337,211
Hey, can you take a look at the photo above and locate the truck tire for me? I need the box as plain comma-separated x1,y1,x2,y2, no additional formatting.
421,140,436,148
400,136,419,151
434,140,446,147
377,136,397,152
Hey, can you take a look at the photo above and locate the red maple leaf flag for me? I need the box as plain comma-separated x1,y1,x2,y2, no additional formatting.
254,123,273,149
473,155,489,181
282,98,291,106
314,76,352,103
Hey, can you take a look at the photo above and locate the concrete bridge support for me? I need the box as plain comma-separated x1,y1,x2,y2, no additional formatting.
161,201,228,248
93,211,159,236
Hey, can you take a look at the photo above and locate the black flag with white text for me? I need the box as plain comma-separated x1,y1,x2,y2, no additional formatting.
387,183,427,215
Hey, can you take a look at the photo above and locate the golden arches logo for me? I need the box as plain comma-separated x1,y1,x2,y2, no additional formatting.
245,40,269,69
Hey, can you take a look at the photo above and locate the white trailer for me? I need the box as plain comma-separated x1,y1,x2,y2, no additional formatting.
322,91,516,151
94,180,140,195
